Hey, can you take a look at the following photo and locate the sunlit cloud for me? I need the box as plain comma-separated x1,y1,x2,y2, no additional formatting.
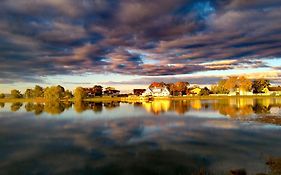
0,0,281,90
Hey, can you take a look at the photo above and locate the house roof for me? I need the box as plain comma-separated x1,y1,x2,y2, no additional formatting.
268,86,281,91
149,82,166,88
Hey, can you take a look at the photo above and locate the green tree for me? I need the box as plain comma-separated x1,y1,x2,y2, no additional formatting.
93,85,103,96
0,102,5,108
33,85,44,97
74,87,87,101
252,79,270,93
64,90,73,99
44,86,65,101
11,89,23,98
199,87,211,96
24,89,34,98
0,93,5,98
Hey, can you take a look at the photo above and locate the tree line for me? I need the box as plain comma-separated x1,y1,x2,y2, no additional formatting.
211,76,270,94
0,85,115,101
149,76,272,96
0,77,274,99
0,85,73,100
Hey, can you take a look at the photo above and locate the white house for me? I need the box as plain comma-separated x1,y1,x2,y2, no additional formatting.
142,85,170,97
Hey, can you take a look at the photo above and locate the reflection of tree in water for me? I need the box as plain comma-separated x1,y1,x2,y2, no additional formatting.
0,102,5,108
142,100,171,115
34,104,44,115
213,100,254,118
169,101,190,115
25,103,44,115
90,102,103,113
74,101,88,113
44,101,65,115
104,102,120,110
10,102,23,112
62,101,73,110
252,103,270,114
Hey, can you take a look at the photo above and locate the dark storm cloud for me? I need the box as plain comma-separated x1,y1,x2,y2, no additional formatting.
0,0,281,83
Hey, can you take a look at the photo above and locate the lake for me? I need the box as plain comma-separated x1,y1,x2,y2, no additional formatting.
0,98,281,175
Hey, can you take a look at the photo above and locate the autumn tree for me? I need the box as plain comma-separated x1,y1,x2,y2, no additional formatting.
223,76,252,91
211,80,229,94
252,79,270,93
174,82,189,95
239,76,253,91
167,83,176,96
74,87,87,101
11,89,23,98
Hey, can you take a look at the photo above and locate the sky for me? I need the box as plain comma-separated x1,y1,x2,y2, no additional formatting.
1,0,281,93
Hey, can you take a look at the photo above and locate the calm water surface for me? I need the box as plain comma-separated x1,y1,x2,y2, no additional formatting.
0,98,281,175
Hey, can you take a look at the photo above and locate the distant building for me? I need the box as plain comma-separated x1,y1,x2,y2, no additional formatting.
142,82,170,97
228,88,253,96
133,89,146,96
263,86,281,95
188,87,202,95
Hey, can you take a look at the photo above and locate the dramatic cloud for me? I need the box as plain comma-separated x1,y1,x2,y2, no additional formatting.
0,0,281,83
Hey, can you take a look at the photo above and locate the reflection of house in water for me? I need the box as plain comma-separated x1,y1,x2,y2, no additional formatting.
228,88,253,96
142,100,191,115
142,100,171,115
229,98,254,108
190,100,202,110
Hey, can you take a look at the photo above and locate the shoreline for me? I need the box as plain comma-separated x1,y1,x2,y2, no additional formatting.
0,95,280,103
